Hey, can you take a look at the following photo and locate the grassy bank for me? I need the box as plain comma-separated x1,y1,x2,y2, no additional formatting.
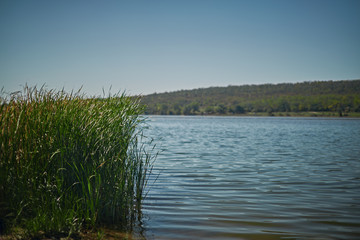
0,87,155,238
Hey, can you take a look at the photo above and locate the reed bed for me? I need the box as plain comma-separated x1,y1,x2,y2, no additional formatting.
0,86,155,237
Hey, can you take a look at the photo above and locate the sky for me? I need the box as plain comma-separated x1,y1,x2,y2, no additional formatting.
1,0,360,96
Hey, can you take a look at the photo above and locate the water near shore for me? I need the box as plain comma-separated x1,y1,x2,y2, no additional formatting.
141,116,360,240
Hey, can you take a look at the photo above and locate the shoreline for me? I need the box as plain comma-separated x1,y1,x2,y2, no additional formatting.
144,111,360,118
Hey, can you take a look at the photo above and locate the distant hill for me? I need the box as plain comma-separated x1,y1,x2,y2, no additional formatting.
140,80,360,116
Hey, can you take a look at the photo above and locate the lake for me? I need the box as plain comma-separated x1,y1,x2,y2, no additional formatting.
140,116,360,240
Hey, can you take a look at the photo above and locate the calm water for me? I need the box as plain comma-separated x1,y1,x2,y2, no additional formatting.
141,116,360,240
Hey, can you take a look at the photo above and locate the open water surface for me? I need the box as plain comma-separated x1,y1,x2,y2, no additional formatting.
141,116,360,239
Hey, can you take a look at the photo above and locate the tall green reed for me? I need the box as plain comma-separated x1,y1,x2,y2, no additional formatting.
0,86,155,236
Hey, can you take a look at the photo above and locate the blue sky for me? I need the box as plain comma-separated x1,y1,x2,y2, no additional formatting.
1,0,359,96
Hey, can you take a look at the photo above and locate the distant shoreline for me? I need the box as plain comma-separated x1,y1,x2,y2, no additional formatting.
145,111,360,118
141,80,360,116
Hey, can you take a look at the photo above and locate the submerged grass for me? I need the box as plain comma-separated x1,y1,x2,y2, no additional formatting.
0,86,155,238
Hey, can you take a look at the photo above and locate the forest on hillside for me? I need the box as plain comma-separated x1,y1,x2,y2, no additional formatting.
140,80,360,116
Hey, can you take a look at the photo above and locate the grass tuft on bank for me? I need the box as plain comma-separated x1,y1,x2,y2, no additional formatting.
0,86,155,238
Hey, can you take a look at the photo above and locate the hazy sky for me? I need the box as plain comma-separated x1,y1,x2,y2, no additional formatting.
1,0,359,96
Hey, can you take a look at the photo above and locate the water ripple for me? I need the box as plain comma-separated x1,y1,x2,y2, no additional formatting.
142,116,360,240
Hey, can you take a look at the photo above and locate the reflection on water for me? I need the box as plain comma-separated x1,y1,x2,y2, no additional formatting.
141,116,360,239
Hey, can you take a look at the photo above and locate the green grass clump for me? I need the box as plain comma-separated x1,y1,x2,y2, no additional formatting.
0,86,155,237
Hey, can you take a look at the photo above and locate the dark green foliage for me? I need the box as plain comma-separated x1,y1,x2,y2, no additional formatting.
141,80,360,115
0,86,155,237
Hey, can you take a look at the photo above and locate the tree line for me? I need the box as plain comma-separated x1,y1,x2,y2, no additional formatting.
140,80,360,116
